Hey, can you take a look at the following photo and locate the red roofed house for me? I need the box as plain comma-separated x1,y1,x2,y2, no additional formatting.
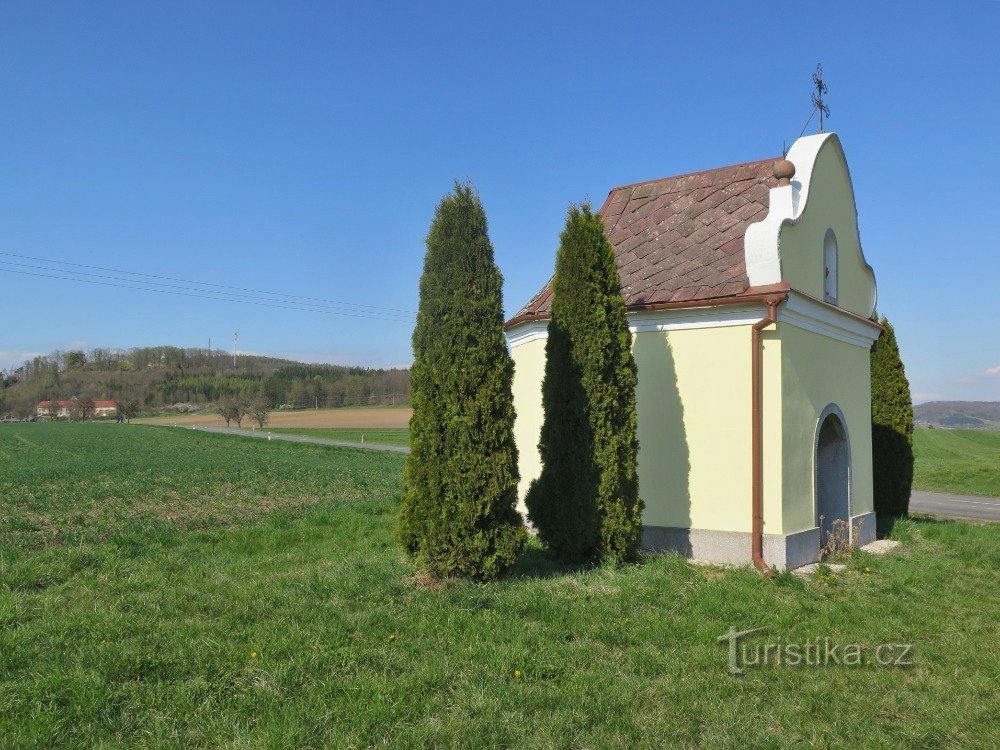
505,133,881,570
36,399,118,420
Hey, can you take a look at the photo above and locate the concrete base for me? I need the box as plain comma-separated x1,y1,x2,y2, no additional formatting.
851,512,877,547
643,513,878,570
642,525,821,570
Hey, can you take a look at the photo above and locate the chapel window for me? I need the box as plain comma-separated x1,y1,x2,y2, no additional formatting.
824,230,838,304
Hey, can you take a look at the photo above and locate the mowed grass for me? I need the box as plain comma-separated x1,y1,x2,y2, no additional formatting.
1,425,998,748
913,427,1000,497
270,427,410,447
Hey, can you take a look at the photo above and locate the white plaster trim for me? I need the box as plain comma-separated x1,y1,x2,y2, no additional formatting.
507,304,765,346
628,304,761,332
779,291,880,348
744,133,831,288
508,293,878,348
505,321,549,348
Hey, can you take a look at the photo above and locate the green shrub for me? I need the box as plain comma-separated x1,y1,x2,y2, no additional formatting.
396,183,526,580
526,204,643,564
871,316,914,524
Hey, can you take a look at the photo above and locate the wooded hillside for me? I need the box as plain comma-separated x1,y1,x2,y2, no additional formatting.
0,346,409,417
914,401,1000,430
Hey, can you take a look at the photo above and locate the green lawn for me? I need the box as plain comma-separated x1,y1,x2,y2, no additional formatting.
270,427,410,447
913,427,1000,497
1,424,997,748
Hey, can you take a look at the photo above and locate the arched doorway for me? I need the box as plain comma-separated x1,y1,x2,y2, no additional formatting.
815,408,851,554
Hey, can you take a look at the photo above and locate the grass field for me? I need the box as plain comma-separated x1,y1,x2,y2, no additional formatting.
135,405,412,429
270,427,410,447
1,424,998,748
913,428,1000,497
0,423,403,553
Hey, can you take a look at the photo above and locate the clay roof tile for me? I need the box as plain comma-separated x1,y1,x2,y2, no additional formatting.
512,156,778,320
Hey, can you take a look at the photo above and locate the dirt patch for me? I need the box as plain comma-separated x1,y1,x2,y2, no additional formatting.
135,407,412,429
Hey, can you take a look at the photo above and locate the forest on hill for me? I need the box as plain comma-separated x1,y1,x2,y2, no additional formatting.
0,346,409,418
914,401,1000,430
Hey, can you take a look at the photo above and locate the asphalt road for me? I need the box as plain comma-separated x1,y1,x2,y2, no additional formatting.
909,490,1000,522
174,426,999,522
181,424,410,454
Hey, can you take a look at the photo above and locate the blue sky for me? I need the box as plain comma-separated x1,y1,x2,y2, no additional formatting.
2,1,998,401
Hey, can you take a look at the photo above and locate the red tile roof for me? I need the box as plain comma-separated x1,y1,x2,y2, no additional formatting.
511,157,779,322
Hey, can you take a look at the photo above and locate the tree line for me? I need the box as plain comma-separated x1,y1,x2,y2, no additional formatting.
0,346,409,418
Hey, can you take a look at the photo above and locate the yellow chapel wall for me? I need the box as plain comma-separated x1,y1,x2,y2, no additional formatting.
777,323,874,533
633,324,774,534
511,319,788,535
510,335,546,515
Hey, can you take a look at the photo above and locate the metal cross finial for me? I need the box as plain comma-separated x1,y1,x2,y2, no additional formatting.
812,63,830,133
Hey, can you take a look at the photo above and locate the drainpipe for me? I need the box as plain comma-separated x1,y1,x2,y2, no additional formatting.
751,293,787,577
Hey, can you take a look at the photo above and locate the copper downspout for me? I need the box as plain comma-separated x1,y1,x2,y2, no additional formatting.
751,294,787,577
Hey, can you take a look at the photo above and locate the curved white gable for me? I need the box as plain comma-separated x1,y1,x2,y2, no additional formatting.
744,133,877,319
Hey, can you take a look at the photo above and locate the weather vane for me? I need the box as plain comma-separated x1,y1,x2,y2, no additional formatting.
812,63,830,133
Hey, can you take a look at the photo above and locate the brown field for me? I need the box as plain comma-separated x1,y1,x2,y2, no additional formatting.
135,406,412,429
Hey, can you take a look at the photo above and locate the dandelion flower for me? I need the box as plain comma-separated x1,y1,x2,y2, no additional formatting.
514,669,522,679
388,633,397,641
251,651,258,658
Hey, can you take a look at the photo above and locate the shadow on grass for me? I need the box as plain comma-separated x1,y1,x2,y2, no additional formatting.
880,512,967,538
508,538,651,581
876,513,907,542
510,543,598,580
876,512,919,538
908,513,963,525
881,513,976,545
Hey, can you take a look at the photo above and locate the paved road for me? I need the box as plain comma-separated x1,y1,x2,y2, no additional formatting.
909,490,1000,522
181,425,410,454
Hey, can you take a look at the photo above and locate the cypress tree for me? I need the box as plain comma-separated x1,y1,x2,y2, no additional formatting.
870,316,914,525
397,183,526,580
526,204,643,564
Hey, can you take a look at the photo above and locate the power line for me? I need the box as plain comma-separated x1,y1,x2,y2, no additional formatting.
0,250,416,315
0,258,412,321
0,265,415,322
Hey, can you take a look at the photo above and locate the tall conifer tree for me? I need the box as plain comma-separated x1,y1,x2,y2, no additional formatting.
526,204,643,564
397,184,526,580
871,316,914,524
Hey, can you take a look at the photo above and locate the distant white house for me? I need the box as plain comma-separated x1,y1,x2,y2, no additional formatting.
36,399,118,419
